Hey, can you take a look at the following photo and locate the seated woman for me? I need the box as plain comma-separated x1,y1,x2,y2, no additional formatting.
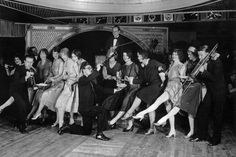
27,48,52,120
102,48,121,118
122,50,165,134
133,49,185,138
155,46,202,138
105,50,140,129
31,47,64,123
64,49,86,125
54,48,78,132
102,47,121,89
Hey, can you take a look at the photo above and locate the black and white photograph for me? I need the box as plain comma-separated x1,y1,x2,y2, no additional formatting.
0,0,236,156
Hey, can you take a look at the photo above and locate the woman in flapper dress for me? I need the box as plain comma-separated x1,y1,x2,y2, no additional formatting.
55,48,78,131
104,51,140,128
31,47,64,123
122,50,165,134
27,48,52,120
133,49,185,138
154,46,202,138
65,50,86,123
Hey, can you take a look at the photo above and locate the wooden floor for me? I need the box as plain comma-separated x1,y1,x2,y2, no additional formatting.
0,119,236,157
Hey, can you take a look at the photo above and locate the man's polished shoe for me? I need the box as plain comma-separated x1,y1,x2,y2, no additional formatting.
208,139,220,146
18,124,28,134
57,124,70,135
189,136,210,142
95,133,110,141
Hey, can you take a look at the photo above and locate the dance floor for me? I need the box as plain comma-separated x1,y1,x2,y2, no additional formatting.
0,118,236,157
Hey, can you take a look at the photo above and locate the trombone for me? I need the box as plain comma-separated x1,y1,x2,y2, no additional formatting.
182,43,218,94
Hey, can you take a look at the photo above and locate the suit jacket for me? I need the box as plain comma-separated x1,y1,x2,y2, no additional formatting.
199,58,226,97
78,71,114,112
105,35,127,54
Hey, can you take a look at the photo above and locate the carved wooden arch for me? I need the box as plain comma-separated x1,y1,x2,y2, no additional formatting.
47,25,148,52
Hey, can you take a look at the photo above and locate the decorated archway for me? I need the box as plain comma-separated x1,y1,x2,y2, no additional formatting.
26,24,168,53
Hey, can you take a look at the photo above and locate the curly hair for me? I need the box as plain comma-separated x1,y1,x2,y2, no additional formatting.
72,49,82,59
173,49,185,63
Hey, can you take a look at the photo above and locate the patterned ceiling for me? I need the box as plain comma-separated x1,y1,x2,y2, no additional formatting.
0,0,234,23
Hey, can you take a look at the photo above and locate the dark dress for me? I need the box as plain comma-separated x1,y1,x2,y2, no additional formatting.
134,59,165,105
180,59,202,117
9,66,33,126
103,62,121,88
102,63,139,111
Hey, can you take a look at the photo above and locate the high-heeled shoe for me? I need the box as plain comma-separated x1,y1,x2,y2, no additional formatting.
155,117,168,127
166,131,176,138
184,132,193,139
123,125,134,132
31,113,41,120
145,128,155,135
108,121,116,129
51,122,59,127
132,114,144,121
121,112,132,120
0,108,4,114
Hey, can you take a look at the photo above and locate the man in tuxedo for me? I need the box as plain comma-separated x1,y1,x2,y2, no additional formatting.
190,45,227,146
9,55,35,133
106,25,127,56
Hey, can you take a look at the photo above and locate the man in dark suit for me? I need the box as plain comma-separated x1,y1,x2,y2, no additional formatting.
59,62,121,140
190,45,227,146
9,55,35,133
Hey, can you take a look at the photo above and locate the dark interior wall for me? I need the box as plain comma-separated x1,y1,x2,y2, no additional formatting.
167,21,236,53
0,37,25,64
59,31,140,65
0,21,235,65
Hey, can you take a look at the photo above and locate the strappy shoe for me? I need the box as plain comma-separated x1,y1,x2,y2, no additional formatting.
123,125,134,132
121,112,133,120
31,113,41,120
51,122,59,127
166,131,176,138
145,128,155,135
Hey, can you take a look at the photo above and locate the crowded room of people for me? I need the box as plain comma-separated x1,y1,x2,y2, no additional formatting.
0,0,236,156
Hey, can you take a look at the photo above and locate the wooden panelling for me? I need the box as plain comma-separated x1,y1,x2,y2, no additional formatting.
0,20,26,37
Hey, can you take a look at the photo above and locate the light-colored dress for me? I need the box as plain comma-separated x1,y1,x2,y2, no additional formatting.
31,59,52,107
65,58,86,113
55,58,78,111
40,58,64,112
165,62,184,107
